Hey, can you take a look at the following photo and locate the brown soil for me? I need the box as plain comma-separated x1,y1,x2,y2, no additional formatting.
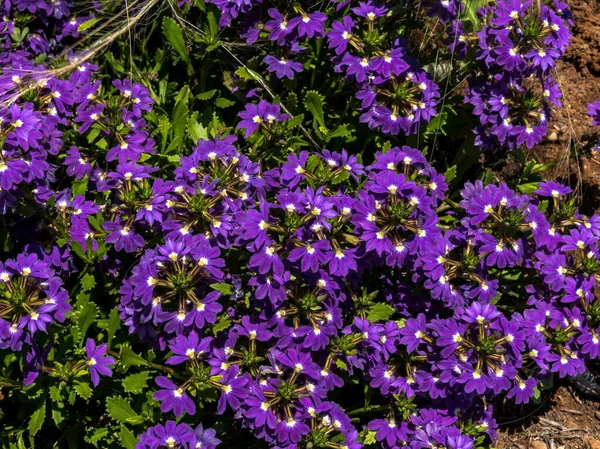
496,1,600,447
495,386,600,449
527,0,600,214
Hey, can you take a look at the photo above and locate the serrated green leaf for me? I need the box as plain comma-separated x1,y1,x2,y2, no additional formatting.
209,283,233,295
77,293,98,339
331,171,350,185
107,307,121,348
366,303,396,322
286,114,305,129
73,381,93,400
28,396,46,436
359,429,377,445
119,346,149,368
81,273,95,291
212,314,231,335
120,425,138,449
154,114,171,153
304,91,326,129
235,67,264,83
162,17,193,72
188,112,208,143
215,97,235,108
306,154,321,173
326,124,353,141
197,89,217,100
106,396,142,424
77,17,101,32
51,401,66,426
444,165,457,185
85,427,109,444
123,371,150,394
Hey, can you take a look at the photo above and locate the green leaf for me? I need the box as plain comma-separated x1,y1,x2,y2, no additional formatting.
81,273,96,291
197,89,217,100
118,346,149,368
168,86,191,153
106,396,143,425
72,175,89,196
538,199,549,213
286,113,305,129
162,17,193,72
107,307,121,348
325,124,353,141
304,91,326,129
331,171,350,185
120,425,138,449
209,283,233,295
235,66,264,83
206,7,219,37
215,97,235,108
517,182,539,194
187,112,207,143
51,401,66,426
77,293,98,339
85,427,109,444
360,430,377,445
306,154,322,173
212,314,231,334
444,165,457,185
77,17,101,32
462,0,489,30
366,303,396,322
28,396,46,436
334,358,348,371
154,114,171,153
123,371,150,394
73,381,93,400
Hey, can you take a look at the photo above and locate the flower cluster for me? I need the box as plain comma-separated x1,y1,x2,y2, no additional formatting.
0,0,595,448
110,133,600,448
464,0,572,150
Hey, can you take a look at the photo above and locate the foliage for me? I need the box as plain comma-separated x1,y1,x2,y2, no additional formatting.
0,1,597,449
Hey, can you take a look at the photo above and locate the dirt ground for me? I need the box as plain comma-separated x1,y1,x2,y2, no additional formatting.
495,1,600,448
527,0,600,213
495,385,600,449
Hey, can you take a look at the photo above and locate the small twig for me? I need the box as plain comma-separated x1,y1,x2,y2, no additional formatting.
567,386,583,405
539,417,567,431
562,409,583,415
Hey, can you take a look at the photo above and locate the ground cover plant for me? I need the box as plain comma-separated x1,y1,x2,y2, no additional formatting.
1,0,600,448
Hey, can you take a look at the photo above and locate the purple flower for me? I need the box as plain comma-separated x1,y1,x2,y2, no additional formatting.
289,11,327,38
85,339,115,387
328,17,354,55
136,421,195,449
217,365,249,414
166,331,212,365
264,55,304,80
237,100,288,138
153,376,196,417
